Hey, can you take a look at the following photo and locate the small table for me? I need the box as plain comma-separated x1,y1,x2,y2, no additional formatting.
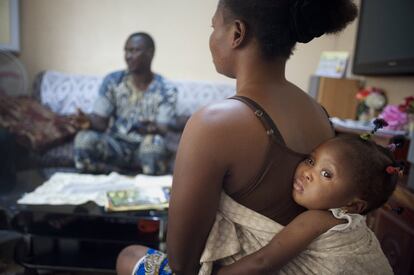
11,202,167,273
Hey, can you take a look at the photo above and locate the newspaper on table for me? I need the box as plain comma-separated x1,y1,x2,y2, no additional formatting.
18,172,172,211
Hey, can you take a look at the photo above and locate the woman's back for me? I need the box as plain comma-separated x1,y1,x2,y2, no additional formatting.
214,81,334,224
167,0,357,270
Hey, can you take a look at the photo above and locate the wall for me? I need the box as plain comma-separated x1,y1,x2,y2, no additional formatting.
0,0,11,45
19,0,228,84
18,0,414,104
18,0,348,89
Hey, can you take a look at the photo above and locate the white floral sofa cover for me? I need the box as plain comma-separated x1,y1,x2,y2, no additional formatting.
34,70,235,174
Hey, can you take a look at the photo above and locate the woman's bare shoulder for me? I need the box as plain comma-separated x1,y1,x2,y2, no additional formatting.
186,99,260,135
192,99,250,121
178,99,266,166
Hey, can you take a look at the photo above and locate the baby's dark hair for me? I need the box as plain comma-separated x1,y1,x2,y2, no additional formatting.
219,0,358,59
334,134,400,215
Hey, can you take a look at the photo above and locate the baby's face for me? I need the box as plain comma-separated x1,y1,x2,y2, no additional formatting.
292,140,358,210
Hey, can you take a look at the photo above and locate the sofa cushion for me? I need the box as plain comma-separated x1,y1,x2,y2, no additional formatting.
173,80,236,116
36,71,236,117
36,70,103,115
0,95,79,152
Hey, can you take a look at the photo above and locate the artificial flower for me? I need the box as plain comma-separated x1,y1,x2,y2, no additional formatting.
365,92,387,110
398,96,414,114
356,89,372,101
379,105,408,131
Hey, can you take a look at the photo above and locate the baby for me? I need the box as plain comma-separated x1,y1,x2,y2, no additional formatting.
205,120,399,275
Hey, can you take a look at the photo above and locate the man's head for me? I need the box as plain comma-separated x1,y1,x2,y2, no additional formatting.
124,32,155,73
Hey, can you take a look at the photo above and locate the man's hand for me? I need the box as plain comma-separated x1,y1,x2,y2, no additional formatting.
69,108,91,130
130,121,167,135
145,121,159,134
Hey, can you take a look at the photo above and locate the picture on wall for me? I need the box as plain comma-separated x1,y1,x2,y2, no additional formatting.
0,0,20,52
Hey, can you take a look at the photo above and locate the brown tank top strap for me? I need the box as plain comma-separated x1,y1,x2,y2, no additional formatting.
229,96,286,146
320,104,335,131
227,96,306,223
229,95,287,200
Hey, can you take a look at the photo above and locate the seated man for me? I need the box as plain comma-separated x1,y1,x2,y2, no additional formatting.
74,32,178,175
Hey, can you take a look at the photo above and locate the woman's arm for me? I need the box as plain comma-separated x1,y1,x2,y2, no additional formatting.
167,104,237,274
215,210,341,275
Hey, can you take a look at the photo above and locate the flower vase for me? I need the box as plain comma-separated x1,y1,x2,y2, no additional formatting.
369,107,376,121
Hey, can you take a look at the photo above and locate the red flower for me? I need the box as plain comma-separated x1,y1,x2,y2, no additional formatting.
356,87,385,101
356,89,371,100
398,96,414,114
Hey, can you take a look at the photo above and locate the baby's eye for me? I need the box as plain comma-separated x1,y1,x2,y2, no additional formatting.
320,170,332,178
304,158,314,166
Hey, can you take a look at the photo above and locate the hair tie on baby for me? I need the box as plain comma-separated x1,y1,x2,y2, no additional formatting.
359,118,389,141
372,118,389,133
387,135,405,152
386,163,404,176
387,144,397,152
386,166,399,175
360,133,372,141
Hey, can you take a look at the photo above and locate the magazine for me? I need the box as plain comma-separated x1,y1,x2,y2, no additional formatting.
106,186,171,212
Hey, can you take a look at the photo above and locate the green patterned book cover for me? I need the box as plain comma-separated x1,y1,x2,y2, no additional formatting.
106,186,171,212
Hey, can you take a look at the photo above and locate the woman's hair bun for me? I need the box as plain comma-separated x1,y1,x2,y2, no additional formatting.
289,0,358,43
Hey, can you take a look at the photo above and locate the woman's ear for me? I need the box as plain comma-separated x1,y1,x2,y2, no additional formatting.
345,198,368,214
231,19,247,48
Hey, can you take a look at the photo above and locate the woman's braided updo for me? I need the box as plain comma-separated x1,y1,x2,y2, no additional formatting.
219,0,358,59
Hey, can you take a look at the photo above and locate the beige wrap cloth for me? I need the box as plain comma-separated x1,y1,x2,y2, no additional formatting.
199,192,393,275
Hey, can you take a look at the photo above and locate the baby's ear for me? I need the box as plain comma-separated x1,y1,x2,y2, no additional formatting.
346,198,368,214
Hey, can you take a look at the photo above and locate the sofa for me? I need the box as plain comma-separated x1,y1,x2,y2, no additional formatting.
27,70,236,177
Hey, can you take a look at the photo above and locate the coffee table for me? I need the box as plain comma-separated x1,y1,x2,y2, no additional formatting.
11,201,167,274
